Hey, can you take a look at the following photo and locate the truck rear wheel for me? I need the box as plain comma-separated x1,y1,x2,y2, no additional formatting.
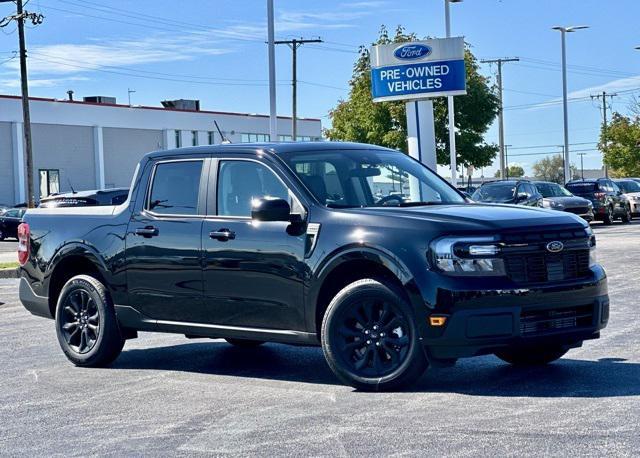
495,345,569,366
321,278,427,391
55,274,124,367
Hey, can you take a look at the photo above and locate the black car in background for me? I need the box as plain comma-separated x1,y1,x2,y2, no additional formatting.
0,208,27,240
471,179,543,207
38,188,129,208
566,179,631,225
614,179,640,217
533,181,594,222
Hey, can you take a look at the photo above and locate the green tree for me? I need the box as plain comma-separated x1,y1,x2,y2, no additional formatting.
532,155,579,184
494,165,525,178
326,25,500,169
599,112,640,177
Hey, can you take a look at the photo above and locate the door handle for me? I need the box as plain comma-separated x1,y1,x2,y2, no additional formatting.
135,226,159,238
209,228,236,241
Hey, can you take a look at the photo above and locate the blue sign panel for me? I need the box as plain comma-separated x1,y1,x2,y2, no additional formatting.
371,59,466,102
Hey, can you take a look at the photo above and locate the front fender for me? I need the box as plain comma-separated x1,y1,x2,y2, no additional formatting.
306,244,427,333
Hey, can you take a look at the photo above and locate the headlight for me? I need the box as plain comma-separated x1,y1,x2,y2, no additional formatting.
543,200,564,209
632,196,640,201
429,236,506,276
589,234,597,267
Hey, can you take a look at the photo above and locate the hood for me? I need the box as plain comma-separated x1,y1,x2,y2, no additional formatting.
544,196,592,207
344,203,587,232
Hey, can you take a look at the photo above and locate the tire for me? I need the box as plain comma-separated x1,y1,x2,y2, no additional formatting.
0,229,4,241
321,278,427,391
621,205,632,223
495,345,569,366
225,338,264,347
603,206,614,225
55,274,124,367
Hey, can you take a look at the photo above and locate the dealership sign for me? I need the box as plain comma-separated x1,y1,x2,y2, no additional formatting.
370,37,467,102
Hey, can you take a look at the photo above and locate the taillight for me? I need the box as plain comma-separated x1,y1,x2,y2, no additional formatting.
17,222,30,265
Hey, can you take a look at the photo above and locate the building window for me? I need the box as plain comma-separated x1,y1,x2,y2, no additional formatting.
192,130,198,146
175,130,181,148
208,131,214,145
278,135,317,142
39,169,60,198
279,135,293,142
241,133,270,143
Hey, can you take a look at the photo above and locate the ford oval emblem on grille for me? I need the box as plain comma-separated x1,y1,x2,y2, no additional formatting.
546,241,564,253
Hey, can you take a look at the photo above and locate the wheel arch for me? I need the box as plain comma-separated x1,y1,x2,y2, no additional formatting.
308,245,423,337
46,244,111,318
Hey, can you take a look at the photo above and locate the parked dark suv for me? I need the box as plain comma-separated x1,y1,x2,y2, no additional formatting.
0,208,26,240
471,180,543,207
18,143,608,391
39,188,129,208
565,179,631,225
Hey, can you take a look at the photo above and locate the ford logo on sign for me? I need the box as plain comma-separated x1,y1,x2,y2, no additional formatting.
394,44,432,61
546,241,564,253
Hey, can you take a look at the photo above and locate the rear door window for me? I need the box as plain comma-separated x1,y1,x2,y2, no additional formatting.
147,160,203,215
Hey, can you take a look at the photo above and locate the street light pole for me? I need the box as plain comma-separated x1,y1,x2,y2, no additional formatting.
552,25,589,185
444,0,462,186
267,0,277,141
578,152,586,180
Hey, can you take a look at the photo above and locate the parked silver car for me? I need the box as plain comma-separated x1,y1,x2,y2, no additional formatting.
533,181,594,222
614,179,640,216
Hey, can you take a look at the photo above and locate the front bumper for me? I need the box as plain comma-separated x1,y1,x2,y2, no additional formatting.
418,266,609,360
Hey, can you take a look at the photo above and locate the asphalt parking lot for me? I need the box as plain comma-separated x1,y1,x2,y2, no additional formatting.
1,221,639,456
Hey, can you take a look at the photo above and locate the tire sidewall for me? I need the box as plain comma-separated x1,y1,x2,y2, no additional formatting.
321,279,425,390
55,276,113,365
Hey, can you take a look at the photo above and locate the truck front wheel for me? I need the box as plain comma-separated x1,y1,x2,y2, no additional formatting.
321,278,427,391
495,345,569,366
55,274,124,367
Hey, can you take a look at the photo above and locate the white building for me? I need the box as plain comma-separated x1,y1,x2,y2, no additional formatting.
0,94,322,205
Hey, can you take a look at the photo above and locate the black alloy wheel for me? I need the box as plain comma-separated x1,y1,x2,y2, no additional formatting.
321,278,427,391
333,300,410,378
60,289,100,354
55,275,124,367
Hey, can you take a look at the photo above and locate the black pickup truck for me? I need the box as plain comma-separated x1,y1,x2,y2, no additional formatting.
18,142,609,391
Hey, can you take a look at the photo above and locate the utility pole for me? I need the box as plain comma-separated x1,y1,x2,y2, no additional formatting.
128,88,136,107
591,91,616,178
266,0,277,141
480,57,519,180
275,37,322,141
577,152,587,180
0,0,44,208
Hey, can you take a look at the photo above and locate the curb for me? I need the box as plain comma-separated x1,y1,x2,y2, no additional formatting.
0,268,18,279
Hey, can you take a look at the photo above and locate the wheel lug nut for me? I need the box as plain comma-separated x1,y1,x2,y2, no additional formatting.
373,325,378,330
375,342,380,347
366,340,371,345
364,330,369,334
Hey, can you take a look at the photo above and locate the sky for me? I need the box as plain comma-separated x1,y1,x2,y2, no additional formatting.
1,0,639,178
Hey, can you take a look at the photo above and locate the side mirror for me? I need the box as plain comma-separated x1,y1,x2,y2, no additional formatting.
251,197,291,222
516,192,528,202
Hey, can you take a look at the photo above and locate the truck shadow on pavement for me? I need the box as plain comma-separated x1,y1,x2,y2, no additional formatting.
113,342,640,396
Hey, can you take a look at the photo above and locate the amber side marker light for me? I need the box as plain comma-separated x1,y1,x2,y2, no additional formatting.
429,316,448,327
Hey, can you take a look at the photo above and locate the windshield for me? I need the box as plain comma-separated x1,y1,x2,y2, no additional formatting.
472,183,516,203
535,182,572,198
617,180,640,193
278,149,465,208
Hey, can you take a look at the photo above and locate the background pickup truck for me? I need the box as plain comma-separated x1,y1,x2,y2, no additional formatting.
18,142,609,391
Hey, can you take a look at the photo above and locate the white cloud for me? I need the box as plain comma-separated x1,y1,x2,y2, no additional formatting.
566,75,640,100
0,76,89,89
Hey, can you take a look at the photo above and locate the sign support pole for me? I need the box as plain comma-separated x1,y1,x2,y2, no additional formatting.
406,100,437,200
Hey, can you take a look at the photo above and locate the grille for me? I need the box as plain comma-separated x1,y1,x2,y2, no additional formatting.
565,207,589,215
520,305,593,335
504,250,590,283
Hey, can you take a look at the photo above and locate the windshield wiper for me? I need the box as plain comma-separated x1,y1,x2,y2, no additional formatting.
397,201,448,207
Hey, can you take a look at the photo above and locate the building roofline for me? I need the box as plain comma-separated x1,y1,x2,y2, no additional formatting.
0,94,322,122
